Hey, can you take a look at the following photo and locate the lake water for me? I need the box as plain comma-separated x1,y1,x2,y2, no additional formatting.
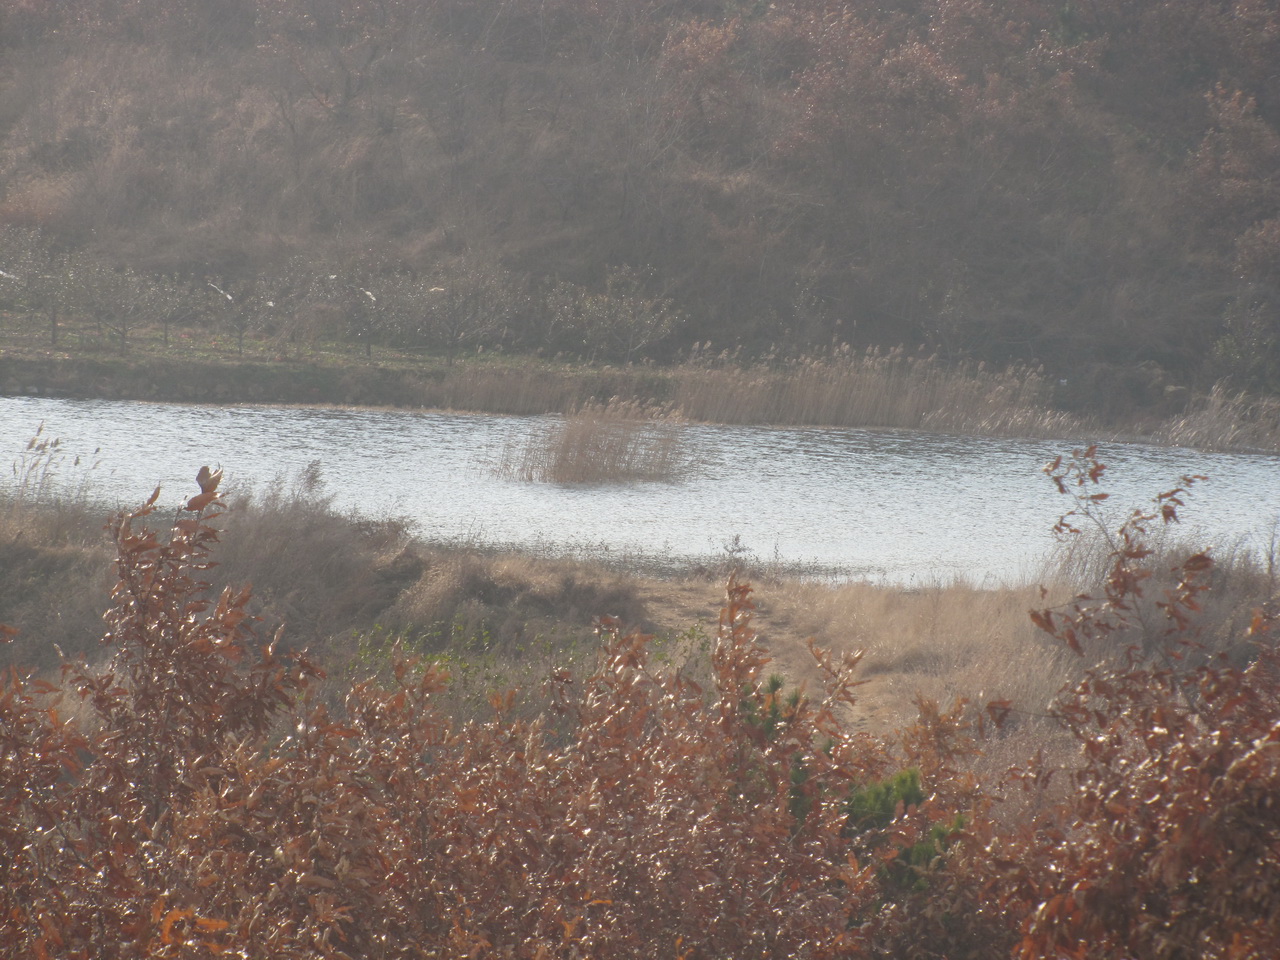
3,396,1278,584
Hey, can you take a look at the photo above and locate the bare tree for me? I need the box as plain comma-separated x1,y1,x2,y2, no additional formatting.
390,258,522,362
543,266,679,363
207,276,295,356
0,228,77,347
153,276,199,348
75,260,173,355
315,261,400,360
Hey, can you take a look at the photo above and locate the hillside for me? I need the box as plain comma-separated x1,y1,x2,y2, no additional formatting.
1,0,1277,397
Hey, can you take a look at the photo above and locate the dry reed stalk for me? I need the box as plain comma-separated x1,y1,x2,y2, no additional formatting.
497,398,688,483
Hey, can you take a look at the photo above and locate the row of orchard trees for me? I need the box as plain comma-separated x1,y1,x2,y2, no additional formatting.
0,229,680,364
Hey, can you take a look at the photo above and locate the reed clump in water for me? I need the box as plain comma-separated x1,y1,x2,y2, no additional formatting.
498,398,689,484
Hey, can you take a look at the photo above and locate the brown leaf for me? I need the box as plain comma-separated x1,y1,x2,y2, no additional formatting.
196,465,223,494
186,490,219,512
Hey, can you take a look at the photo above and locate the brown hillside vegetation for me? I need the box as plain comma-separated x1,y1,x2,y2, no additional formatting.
0,0,1278,400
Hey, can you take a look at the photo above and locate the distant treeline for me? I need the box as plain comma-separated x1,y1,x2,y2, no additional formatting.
0,0,1277,387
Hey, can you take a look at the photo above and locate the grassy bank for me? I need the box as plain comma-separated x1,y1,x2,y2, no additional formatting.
4,314,1279,451
5,449,1275,730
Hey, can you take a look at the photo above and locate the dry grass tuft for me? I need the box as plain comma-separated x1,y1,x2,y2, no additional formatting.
1038,520,1279,665
497,398,689,484
214,463,417,650
2,425,102,538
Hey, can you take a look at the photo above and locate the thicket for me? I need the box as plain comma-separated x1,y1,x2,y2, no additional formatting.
0,0,1277,397
2,449,1279,957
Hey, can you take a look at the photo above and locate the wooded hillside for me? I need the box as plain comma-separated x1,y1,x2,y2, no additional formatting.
1,0,1277,388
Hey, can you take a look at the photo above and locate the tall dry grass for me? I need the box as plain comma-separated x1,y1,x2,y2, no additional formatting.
323,347,1097,443
0,450,658,691
7,434,1275,740
2,425,101,536
213,463,418,650
0,428,113,670
747,497,1280,791
496,398,689,484
670,347,1088,437
1037,519,1278,665
1154,381,1280,452
758,579,1074,735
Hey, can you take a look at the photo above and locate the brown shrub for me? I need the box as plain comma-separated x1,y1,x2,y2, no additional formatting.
0,476,933,957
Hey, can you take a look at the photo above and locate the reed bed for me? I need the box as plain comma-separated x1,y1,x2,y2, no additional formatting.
1154,381,1280,453
11,333,1280,451
670,347,1088,437
496,398,689,484
411,355,1276,452
3,425,101,533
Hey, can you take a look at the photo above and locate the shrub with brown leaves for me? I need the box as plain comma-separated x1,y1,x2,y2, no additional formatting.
2,473,958,958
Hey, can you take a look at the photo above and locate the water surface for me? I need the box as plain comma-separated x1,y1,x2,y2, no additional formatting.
3,396,1277,584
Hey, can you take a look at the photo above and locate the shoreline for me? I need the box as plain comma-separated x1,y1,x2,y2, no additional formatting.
2,349,1277,455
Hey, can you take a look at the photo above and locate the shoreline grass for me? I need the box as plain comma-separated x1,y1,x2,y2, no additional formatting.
671,346,1087,438
5,453,1275,731
4,313,1280,452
